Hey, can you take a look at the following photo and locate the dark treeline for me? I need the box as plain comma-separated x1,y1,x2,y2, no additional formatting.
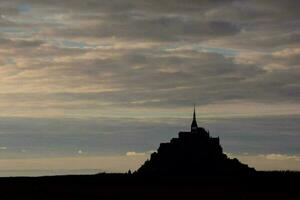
0,171,298,200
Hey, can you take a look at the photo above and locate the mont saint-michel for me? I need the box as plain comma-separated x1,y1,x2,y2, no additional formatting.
137,107,254,175
0,0,299,199
0,109,297,200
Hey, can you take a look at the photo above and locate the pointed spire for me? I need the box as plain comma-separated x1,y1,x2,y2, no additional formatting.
191,104,198,132
193,104,196,121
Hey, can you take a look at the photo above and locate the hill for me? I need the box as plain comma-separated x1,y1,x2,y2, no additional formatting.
137,108,254,175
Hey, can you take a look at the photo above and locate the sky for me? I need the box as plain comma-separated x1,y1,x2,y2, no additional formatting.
0,0,299,176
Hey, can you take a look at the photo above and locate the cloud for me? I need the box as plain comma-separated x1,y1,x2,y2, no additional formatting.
0,0,298,111
0,38,44,48
235,153,300,170
263,154,300,161
0,0,298,169
50,17,240,42
126,151,146,156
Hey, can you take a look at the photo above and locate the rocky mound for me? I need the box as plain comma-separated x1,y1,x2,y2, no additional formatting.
136,109,255,176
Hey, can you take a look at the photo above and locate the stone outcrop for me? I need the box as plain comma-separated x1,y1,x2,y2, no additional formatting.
136,108,255,176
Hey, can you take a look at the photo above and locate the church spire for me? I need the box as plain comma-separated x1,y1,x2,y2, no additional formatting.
191,104,198,132
193,104,196,121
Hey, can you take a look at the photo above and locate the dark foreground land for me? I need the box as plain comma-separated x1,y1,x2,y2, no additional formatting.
0,171,298,200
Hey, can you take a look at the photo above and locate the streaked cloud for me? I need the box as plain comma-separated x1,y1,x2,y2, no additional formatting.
264,154,300,161
235,153,300,171
0,0,298,172
0,0,298,113
126,151,146,156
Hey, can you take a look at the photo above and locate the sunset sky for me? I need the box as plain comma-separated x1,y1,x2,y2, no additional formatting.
0,0,299,175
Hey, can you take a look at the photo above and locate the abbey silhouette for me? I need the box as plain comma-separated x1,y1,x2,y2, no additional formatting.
137,106,255,175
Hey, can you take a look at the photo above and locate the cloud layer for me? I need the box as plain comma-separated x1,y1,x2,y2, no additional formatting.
0,0,299,116
0,1,299,172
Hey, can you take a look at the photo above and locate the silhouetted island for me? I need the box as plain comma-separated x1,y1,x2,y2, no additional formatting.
0,108,298,199
137,107,255,176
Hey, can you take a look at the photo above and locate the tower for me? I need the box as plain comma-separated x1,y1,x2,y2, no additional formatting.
191,105,198,132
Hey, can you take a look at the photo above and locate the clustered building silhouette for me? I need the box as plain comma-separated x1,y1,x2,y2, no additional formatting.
137,106,254,175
